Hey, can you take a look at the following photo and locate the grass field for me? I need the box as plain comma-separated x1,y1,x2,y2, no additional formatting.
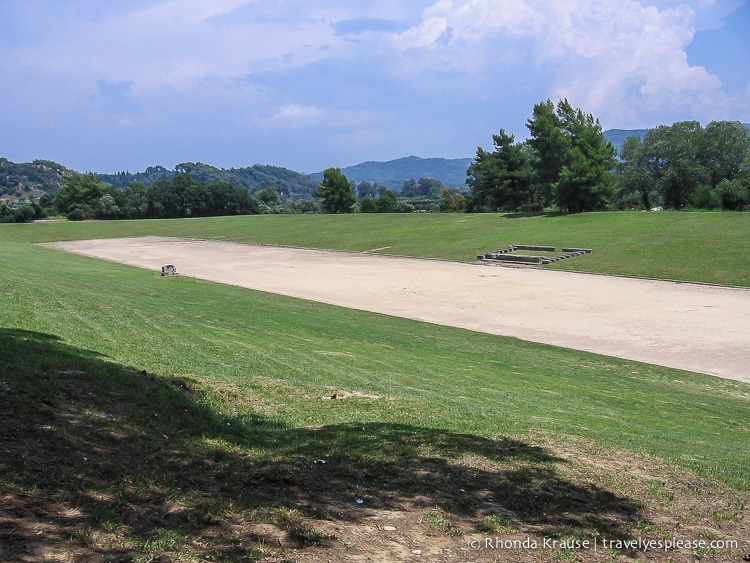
1,213,749,561
3,210,750,286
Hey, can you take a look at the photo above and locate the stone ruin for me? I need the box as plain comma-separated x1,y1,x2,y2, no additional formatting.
478,245,592,265
161,264,179,276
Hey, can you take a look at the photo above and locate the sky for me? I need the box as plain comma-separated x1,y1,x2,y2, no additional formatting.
0,0,748,174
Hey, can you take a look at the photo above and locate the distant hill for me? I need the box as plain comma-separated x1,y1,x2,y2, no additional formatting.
603,129,649,149
312,156,474,191
5,121,747,202
99,162,318,199
0,158,68,201
0,158,318,201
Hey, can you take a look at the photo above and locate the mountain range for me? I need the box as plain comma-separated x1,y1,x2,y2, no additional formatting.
318,126,747,189
311,156,474,191
310,129,652,190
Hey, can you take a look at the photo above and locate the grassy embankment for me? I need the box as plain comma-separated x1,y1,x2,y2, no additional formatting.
1,213,748,561
3,210,749,286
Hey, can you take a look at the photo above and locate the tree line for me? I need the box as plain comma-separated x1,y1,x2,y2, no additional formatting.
37,172,257,220
617,120,749,210
316,169,448,214
465,99,750,213
4,99,748,223
315,100,749,215
99,161,319,199
2,169,445,222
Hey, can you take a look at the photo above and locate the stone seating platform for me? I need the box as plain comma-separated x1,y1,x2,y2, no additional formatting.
477,245,592,265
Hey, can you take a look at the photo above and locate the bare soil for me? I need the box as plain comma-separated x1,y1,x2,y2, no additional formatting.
44,236,750,383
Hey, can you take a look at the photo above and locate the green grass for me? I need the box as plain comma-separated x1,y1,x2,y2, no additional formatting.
2,214,749,559
2,240,748,490
3,210,749,286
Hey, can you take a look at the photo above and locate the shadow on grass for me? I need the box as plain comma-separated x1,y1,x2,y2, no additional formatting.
0,328,648,560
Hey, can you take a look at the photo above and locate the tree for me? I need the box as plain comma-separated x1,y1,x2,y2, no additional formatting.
316,168,356,213
401,178,418,197
554,112,616,212
417,177,444,196
466,129,534,211
701,121,750,187
122,181,148,219
54,172,111,218
613,120,749,210
716,179,749,210
146,179,171,218
615,135,656,209
205,181,256,216
38,193,56,215
357,181,377,199
256,186,280,204
525,100,568,204
641,121,707,209
375,190,398,213
0,203,37,223
440,188,466,212
359,197,377,213
526,99,616,212
96,194,121,219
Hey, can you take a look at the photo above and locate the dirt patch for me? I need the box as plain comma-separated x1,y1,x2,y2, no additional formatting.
43,236,750,383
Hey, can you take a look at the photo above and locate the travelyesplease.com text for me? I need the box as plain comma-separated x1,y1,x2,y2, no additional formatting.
468,536,738,553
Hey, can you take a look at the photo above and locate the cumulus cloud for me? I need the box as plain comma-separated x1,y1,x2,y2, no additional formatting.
394,0,538,48
0,0,746,172
11,0,740,127
392,0,743,126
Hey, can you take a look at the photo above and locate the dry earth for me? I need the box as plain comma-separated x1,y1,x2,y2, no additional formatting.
44,236,750,383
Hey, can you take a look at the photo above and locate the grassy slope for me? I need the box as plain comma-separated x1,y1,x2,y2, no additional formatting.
2,240,748,491
3,210,749,286
2,215,749,559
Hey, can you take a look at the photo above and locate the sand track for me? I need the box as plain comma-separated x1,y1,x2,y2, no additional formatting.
43,236,750,383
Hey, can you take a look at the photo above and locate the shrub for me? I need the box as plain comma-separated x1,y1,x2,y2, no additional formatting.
516,202,544,213
67,203,95,221
375,192,398,213
716,179,749,211
394,201,415,213
359,197,377,213
0,203,40,223
14,203,37,223
292,199,322,214
690,186,721,210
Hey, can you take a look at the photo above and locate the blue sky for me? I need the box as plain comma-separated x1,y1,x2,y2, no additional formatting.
1,0,748,174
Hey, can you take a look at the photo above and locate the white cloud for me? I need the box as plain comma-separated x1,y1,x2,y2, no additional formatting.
540,1,735,125
0,0,746,173
254,104,326,129
3,1,347,92
133,0,254,26
392,0,744,127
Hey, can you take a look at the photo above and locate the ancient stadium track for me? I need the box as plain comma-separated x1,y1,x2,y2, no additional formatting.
43,236,750,384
